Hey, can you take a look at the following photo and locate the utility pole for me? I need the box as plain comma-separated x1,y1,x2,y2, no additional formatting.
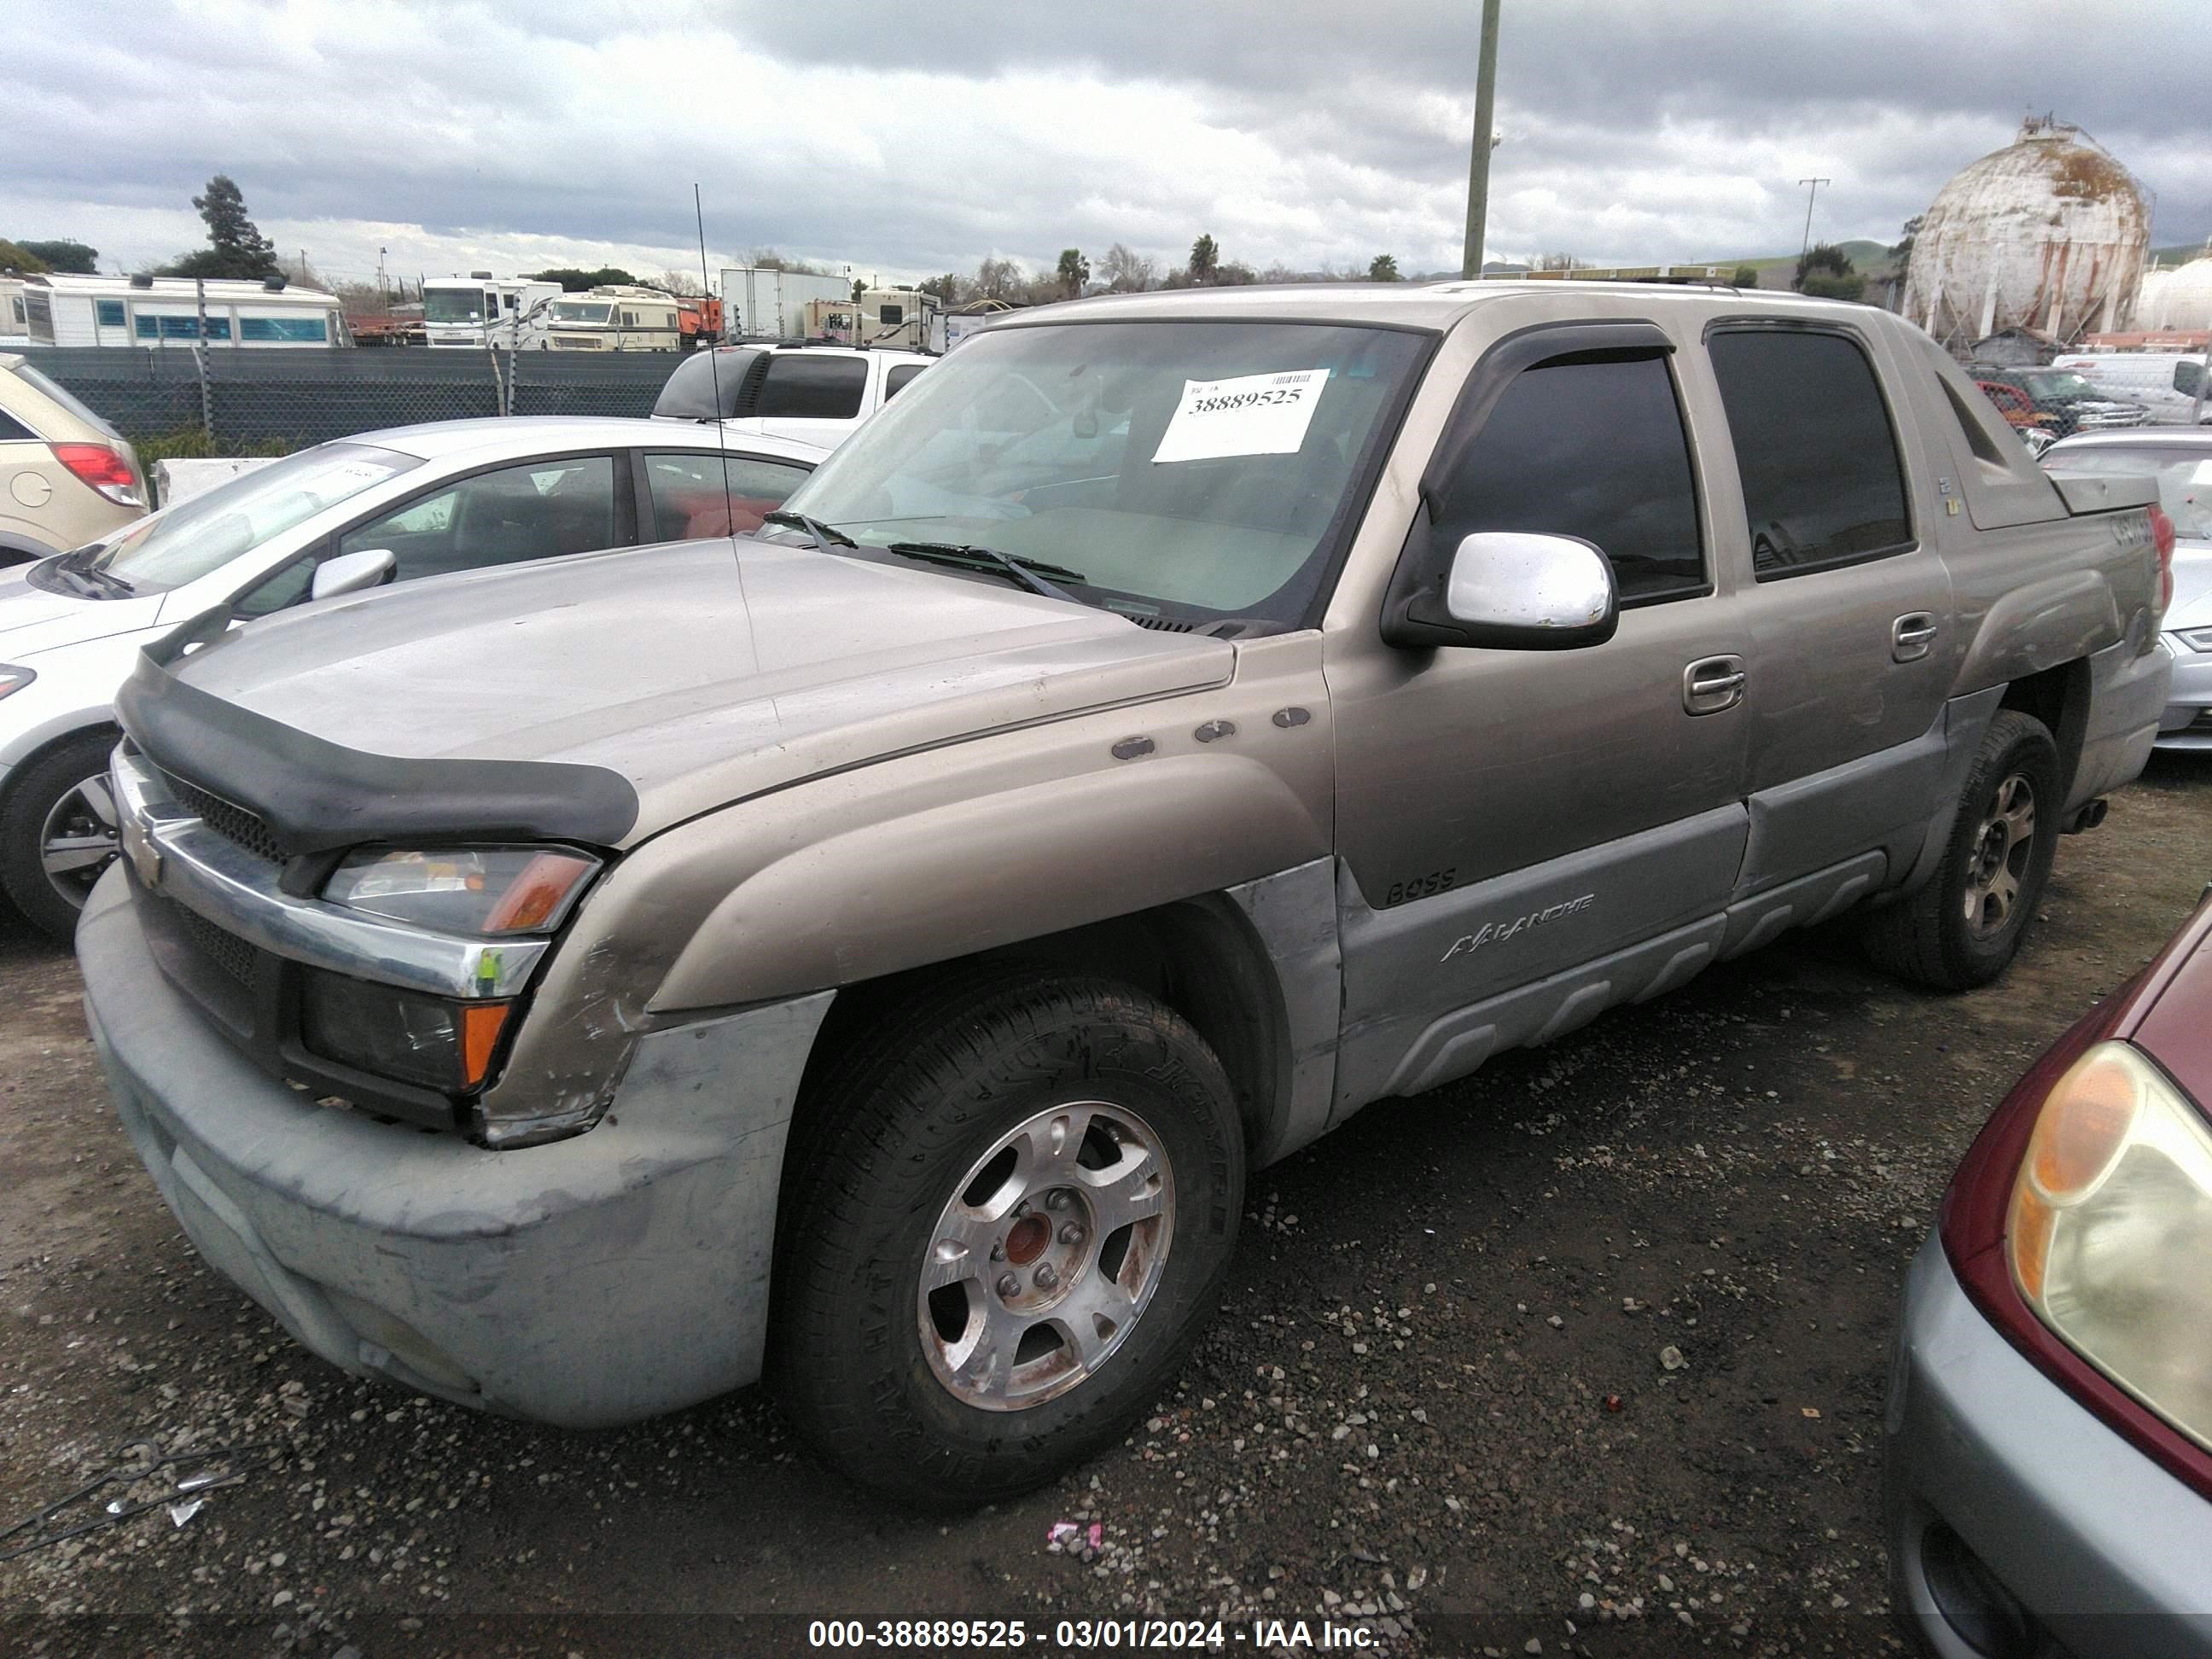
1796,177,1831,272
1460,0,1503,281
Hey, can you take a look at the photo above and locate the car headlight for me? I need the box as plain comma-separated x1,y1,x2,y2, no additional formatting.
2006,1042,2212,1452
305,847,602,1095
321,845,600,935
2175,626,2212,654
0,664,34,701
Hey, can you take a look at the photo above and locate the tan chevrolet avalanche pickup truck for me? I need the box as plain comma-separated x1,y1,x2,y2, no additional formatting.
78,283,2174,1503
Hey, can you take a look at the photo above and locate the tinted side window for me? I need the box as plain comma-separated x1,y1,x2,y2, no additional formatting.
644,451,811,538
757,355,867,420
337,456,620,581
1434,352,1706,604
885,363,926,399
1708,330,1911,578
0,410,35,443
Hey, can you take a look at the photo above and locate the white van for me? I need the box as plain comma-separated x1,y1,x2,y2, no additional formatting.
2052,352,2212,426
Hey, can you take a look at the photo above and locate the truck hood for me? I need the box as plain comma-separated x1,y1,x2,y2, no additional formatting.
168,538,1236,841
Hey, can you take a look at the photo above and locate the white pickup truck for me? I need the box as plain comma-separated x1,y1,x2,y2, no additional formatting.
652,342,931,449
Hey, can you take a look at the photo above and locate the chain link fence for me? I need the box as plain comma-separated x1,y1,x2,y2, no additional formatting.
23,345,682,463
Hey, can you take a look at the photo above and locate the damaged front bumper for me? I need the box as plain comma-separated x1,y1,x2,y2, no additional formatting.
79,865,832,1428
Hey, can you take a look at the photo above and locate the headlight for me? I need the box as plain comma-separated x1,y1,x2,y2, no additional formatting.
0,664,34,701
300,969,514,1093
2176,626,2212,654
306,846,601,1097
321,846,600,935
2006,1042,2212,1451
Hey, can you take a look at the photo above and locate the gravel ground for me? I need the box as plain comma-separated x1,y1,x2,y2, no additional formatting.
2,755,2207,1659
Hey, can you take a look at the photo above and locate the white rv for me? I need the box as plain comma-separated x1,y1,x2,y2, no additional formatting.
422,273,561,350
523,285,683,352
18,272,347,348
0,276,30,347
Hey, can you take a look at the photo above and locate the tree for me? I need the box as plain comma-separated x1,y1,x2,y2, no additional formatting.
163,175,281,281
1889,214,1924,288
1098,242,1155,293
527,266,639,292
918,272,965,304
1793,242,1863,301
1188,234,1219,285
1055,247,1091,300
1215,261,1259,286
656,269,705,296
0,239,49,273
974,256,1023,300
747,247,832,276
17,238,96,274
1537,251,1586,271
1731,265,1761,288
1367,253,1401,282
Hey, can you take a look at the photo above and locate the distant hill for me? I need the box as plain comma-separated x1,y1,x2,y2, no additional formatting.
2150,240,2208,266
1698,239,1898,280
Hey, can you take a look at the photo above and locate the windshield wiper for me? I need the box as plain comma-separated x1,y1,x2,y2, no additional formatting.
883,542,1087,604
760,509,858,549
56,550,133,597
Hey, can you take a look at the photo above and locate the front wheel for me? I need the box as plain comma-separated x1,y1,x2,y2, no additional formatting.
0,730,125,944
1861,709,2060,990
772,973,1244,1505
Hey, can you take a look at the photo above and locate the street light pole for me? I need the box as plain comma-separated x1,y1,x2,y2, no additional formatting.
1796,177,1831,271
1461,0,1503,281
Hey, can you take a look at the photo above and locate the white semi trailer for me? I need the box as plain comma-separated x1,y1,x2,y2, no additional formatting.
719,266,852,341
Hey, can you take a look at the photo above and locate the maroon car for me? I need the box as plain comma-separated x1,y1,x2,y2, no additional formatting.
1885,887,2212,1656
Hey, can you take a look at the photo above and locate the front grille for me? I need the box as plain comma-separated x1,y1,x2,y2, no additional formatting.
167,898,259,987
161,771,284,863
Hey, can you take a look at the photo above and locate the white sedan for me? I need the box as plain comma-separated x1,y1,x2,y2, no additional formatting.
0,416,824,940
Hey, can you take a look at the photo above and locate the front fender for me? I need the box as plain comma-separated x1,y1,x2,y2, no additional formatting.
656,751,1329,1010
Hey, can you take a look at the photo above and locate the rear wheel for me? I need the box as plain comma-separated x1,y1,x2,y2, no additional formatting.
1861,709,2059,990
772,972,1243,1505
0,730,124,945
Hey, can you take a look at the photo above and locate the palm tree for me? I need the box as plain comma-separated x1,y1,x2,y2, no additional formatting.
1367,253,1400,282
1189,234,1219,285
1056,248,1090,300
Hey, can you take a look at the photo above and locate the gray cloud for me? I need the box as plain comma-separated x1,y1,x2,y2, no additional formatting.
8,0,2208,292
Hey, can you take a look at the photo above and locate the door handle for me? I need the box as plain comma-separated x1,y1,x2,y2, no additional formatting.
1892,612,1938,663
1683,655,1746,715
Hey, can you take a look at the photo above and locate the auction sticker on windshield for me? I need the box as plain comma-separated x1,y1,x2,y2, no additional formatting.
1151,369,1330,464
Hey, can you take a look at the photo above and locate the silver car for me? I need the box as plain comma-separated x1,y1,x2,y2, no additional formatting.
2044,429,2212,750
0,416,824,940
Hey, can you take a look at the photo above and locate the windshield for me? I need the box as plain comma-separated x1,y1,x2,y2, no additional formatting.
772,320,1429,626
84,442,419,590
551,301,614,324
2048,446,2212,541
2021,371,2099,400
423,290,492,324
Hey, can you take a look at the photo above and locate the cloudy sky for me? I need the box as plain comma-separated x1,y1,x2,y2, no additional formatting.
8,0,2209,292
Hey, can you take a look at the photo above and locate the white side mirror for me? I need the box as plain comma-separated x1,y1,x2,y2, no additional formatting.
311,548,398,602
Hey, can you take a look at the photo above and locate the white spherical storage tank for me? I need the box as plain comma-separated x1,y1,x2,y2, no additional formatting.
1902,118,2151,351
2138,244,2212,331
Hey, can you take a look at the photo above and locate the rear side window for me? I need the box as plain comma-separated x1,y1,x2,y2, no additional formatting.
0,410,34,442
643,450,812,538
757,355,867,421
1709,330,1911,578
1433,351,1707,604
885,363,926,399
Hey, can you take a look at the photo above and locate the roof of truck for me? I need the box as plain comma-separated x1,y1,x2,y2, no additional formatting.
999,279,1860,333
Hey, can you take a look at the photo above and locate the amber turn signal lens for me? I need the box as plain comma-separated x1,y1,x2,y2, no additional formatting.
2007,1184,2053,1301
2028,1049,2141,1198
460,1003,513,1088
482,853,597,933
